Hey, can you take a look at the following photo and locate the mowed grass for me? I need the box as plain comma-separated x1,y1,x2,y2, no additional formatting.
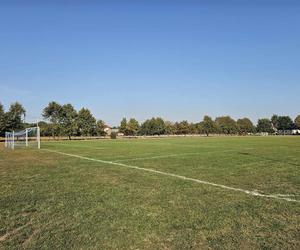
0,137,299,249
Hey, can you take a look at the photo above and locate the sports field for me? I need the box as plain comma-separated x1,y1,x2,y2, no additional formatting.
0,136,299,249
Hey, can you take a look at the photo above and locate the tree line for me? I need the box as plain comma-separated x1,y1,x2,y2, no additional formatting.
41,101,107,139
0,101,106,138
119,115,300,136
0,102,26,136
0,101,300,137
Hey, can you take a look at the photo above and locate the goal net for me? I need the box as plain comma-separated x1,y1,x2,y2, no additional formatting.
5,127,40,149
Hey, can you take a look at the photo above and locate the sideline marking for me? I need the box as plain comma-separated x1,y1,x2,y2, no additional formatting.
42,149,300,203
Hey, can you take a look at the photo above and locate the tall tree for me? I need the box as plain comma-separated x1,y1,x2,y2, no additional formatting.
215,116,238,134
201,115,216,136
256,118,274,133
153,117,166,135
295,115,300,129
42,101,62,124
39,121,53,137
271,114,279,130
237,118,255,135
165,121,175,135
174,120,190,135
126,118,139,136
96,120,106,136
139,117,166,135
42,101,62,138
76,108,96,136
0,103,5,136
119,118,127,134
138,119,150,135
189,123,198,134
277,116,294,134
6,102,26,131
60,104,78,139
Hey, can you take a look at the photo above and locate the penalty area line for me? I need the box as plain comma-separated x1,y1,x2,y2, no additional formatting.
42,148,300,203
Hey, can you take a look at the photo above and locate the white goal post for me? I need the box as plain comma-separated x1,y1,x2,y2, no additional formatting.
5,127,40,149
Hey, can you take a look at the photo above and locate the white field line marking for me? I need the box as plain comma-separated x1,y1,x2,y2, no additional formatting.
273,194,297,197
42,149,300,203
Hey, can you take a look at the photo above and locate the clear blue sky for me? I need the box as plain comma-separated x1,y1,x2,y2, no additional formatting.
0,0,299,126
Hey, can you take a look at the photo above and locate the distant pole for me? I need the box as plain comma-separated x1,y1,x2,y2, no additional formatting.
12,131,15,150
37,126,40,149
5,132,7,148
26,128,28,147
36,119,40,149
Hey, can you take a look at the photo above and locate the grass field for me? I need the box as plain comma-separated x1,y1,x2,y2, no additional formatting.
0,136,299,249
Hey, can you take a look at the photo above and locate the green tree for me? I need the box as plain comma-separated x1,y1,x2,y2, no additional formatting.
256,118,274,133
138,120,148,135
215,116,238,134
38,121,52,137
201,115,216,136
126,118,139,136
96,120,106,136
295,115,300,129
189,123,198,134
6,102,26,131
174,120,190,135
42,101,62,124
60,104,78,139
76,108,96,136
139,117,166,135
119,118,127,134
237,118,255,135
271,114,279,130
0,103,5,136
165,121,175,135
277,116,293,134
42,101,62,138
153,117,166,135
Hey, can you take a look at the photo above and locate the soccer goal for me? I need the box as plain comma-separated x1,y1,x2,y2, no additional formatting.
5,127,40,149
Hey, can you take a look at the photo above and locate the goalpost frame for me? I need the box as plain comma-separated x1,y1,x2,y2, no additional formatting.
25,128,28,147
4,126,40,150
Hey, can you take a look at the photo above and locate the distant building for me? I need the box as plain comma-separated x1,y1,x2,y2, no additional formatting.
103,126,122,136
277,129,300,135
110,128,124,136
104,125,112,135
259,132,269,136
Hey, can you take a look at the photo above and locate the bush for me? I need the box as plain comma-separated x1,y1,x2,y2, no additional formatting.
110,132,117,139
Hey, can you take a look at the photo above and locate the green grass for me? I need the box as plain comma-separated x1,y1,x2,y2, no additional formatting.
0,136,299,249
